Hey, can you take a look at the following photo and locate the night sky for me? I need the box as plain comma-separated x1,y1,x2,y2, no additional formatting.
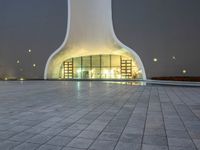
0,0,200,79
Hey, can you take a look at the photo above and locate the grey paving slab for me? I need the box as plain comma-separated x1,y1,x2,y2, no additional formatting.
67,137,94,149
144,127,166,136
0,81,200,150
40,127,63,136
194,139,200,149
37,144,62,150
78,130,100,139
168,137,196,148
89,140,116,150
13,142,40,150
59,128,82,138
115,141,141,150
98,131,121,141
0,140,20,150
142,144,168,150
123,126,144,135
0,130,18,140
143,135,168,146
166,129,190,139
9,131,36,142
47,135,73,146
120,133,142,144
62,147,84,150
27,134,53,144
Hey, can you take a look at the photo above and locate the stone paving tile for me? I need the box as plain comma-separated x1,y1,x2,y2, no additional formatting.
143,135,168,146
188,129,200,139
47,135,73,146
0,81,200,150
142,144,168,150
168,137,196,148
40,127,63,136
9,131,36,142
144,128,166,136
98,131,121,141
115,141,141,150
89,140,116,150
13,142,40,150
59,128,82,138
37,144,62,150
104,126,124,133
86,123,108,132
27,134,53,144
10,125,30,132
78,130,100,139
68,123,89,130
67,137,94,149
62,147,84,150
0,130,18,140
123,126,144,135
169,146,197,150
120,133,142,144
166,129,190,139
25,126,48,134
0,140,20,150
194,139,200,149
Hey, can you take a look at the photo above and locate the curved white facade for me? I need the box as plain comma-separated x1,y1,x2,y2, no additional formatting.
44,0,146,80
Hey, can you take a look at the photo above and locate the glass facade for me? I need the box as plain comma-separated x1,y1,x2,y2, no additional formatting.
60,55,141,79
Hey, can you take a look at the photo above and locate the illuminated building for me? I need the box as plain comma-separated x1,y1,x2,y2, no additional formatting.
45,0,146,80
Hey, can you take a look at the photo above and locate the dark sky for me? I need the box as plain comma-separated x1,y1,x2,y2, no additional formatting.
0,0,200,79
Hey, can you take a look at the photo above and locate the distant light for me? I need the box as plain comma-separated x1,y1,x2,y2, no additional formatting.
20,78,24,81
17,60,20,64
172,56,176,60
20,68,23,72
33,64,36,67
153,58,158,62
182,70,187,74
4,77,8,81
28,49,32,53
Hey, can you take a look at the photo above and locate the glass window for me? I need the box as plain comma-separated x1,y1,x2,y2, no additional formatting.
111,55,120,67
101,67,111,79
111,67,121,79
101,55,110,67
82,56,91,68
73,57,81,68
82,68,91,79
91,68,101,79
60,54,139,80
92,55,100,67
73,68,82,79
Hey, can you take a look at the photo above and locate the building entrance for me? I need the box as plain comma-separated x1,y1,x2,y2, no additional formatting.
61,55,141,79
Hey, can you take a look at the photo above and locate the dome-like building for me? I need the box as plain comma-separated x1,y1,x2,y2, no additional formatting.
44,0,146,80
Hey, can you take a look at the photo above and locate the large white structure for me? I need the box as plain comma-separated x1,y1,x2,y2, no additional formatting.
44,0,146,80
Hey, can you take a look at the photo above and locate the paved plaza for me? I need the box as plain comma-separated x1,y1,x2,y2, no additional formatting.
0,81,200,150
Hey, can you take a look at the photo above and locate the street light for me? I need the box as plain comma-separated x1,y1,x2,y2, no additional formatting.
33,64,36,68
153,58,158,62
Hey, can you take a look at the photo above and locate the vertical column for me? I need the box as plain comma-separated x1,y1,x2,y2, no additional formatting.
100,55,102,79
90,56,92,78
81,57,83,79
